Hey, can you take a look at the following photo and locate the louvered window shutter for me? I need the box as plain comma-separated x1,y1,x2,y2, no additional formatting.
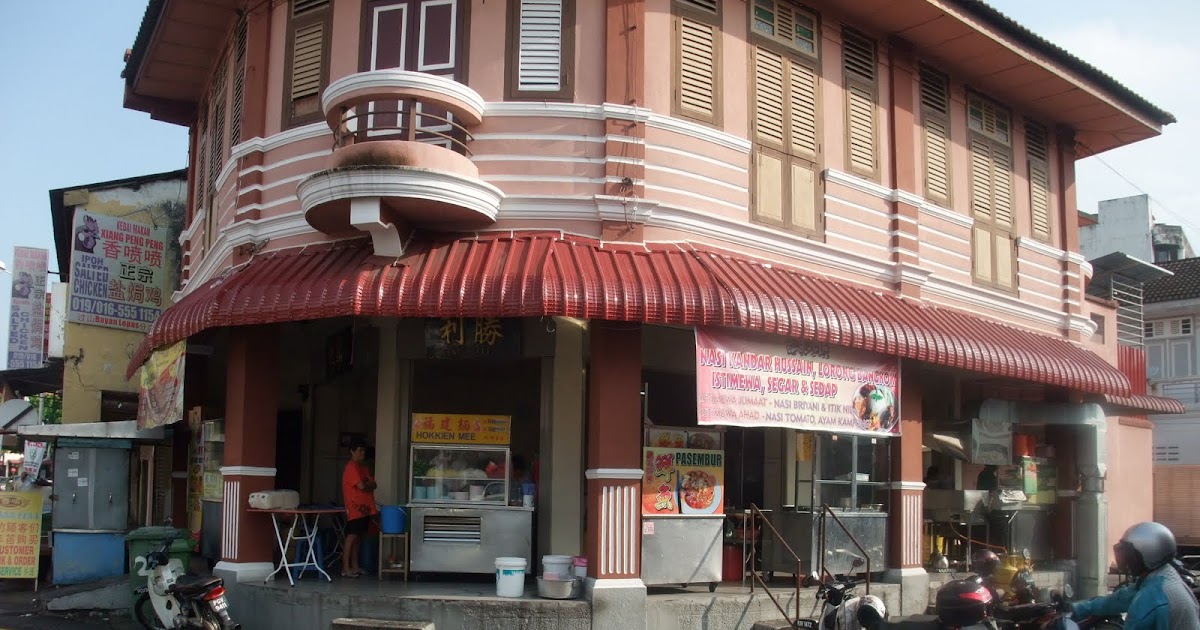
515,0,565,93
754,47,786,149
970,139,994,221
287,0,330,126
753,44,821,234
1026,119,1051,240
842,29,877,178
230,16,247,147
991,148,1013,228
788,61,818,161
673,0,719,124
194,117,208,216
920,65,951,204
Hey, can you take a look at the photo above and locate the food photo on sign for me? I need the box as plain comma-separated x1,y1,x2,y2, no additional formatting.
641,447,724,516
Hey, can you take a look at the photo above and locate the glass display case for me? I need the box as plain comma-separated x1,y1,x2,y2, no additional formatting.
810,434,890,511
409,445,510,505
201,419,225,502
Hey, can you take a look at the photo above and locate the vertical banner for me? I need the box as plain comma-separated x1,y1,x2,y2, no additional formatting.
67,211,168,332
0,492,43,579
6,247,49,369
695,327,900,436
20,442,46,478
137,341,186,429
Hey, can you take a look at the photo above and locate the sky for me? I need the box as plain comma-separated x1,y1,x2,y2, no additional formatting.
0,1,1196,369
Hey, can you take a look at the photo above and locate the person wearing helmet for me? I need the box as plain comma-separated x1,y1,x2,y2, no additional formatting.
1072,522,1200,629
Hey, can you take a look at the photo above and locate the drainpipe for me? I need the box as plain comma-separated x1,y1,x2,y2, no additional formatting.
978,400,1109,598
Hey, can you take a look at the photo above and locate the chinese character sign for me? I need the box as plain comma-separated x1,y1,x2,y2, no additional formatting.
6,247,49,369
67,211,168,333
20,442,46,478
695,327,900,436
0,492,43,579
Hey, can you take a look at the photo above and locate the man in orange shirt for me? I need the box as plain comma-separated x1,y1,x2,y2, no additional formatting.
341,438,378,578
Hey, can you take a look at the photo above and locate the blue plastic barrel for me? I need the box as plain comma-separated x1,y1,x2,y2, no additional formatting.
380,505,406,534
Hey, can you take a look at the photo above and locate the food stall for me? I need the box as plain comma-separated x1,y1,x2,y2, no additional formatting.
762,432,889,576
199,416,225,564
407,413,533,574
641,428,725,591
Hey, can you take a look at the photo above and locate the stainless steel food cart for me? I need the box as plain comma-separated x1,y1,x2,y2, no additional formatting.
641,514,724,590
762,508,887,576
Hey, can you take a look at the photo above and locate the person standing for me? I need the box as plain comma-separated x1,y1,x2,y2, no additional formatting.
341,438,378,578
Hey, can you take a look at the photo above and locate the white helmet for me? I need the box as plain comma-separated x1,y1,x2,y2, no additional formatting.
1118,522,1177,572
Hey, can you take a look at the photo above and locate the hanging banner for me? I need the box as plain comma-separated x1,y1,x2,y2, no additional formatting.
411,413,512,445
137,341,186,430
67,210,168,333
0,492,43,579
6,247,49,369
20,442,46,478
641,447,724,516
695,327,900,436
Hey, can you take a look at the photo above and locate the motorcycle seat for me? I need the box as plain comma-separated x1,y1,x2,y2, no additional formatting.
881,615,942,629
170,575,223,596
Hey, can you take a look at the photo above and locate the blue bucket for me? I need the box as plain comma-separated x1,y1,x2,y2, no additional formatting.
380,505,406,534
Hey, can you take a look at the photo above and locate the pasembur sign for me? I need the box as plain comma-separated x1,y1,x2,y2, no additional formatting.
695,327,900,436
67,211,168,333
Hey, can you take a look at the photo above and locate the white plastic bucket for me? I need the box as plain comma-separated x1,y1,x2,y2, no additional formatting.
495,557,527,598
542,554,572,580
469,485,485,501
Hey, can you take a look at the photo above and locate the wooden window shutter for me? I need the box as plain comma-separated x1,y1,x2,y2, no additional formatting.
842,28,877,178
969,138,993,222
194,115,208,215
752,0,817,57
1026,119,1051,240
920,64,951,204
753,47,787,149
508,0,573,99
285,0,331,127
230,16,247,147
672,0,720,125
789,61,819,161
991,148,1013,228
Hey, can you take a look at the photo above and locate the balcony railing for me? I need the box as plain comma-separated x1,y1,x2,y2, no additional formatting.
335,99,474,156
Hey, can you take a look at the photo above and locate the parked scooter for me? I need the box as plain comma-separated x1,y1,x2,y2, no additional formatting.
133,532,240,630
796,572,888,629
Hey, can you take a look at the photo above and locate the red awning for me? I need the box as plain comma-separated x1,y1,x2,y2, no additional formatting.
128,232,1131,396
1098,394,1185,415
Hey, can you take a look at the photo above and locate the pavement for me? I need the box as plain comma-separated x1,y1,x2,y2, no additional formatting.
0,580,138,630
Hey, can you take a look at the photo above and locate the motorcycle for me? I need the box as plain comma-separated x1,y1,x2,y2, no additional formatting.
796,572,887,629
133,532,240,629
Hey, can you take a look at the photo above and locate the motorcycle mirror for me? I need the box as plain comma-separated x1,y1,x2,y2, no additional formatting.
803,572,821,587
1063,584,1073,599
1022,548,1031,561
852,558,865,569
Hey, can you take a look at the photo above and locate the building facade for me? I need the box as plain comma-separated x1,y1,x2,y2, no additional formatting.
1079,194,1194,264
121,0,1178,623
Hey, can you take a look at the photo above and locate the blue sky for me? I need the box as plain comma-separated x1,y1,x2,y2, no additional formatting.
0,1,1194,369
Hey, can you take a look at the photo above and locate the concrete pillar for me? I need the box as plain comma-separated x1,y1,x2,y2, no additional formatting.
214,325,279,583
584,320,646,629
539,318,586,557
884,362,929,615
374,320,401,504
886,39,923,299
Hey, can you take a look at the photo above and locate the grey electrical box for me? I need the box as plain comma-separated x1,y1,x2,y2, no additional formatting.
53,446,130,531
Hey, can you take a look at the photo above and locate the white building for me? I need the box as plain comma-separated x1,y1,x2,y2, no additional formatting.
1079,195,1193,264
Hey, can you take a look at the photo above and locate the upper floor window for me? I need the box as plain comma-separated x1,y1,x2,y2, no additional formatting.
968,94,1016,291
752,0,817,57
507,0,575,100
1145,318,1193,339
284,0,332,129
1025,119,1052,242
672,0,721,124
919,64,951,206
842,28,877,179
749,1,822,237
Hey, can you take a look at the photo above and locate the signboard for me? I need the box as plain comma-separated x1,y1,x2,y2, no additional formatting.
641,447,724,516
6,247,49,369
47,283,67,359
695,327,900,436
424,317,520,359
137,340,186,430
411,413,512,445
67,211,168,333
0,492,43,579
20,442,46,478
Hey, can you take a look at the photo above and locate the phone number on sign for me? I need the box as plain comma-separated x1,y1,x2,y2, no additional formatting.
70,297,160,323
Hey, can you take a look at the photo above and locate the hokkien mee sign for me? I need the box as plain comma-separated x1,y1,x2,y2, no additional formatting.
67,211,168,333
695,327,900,436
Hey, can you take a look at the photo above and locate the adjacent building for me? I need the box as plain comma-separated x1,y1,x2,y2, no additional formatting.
119,0,1178,625
1079,194,1194,264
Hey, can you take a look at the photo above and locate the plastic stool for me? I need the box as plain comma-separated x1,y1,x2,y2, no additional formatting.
291,532,326,581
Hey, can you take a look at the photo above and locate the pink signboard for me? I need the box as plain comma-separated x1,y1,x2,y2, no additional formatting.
695,327,900,436
6,247,49,369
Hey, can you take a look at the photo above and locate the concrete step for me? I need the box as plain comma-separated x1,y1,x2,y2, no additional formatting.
331,619,434,630
750,620,794,630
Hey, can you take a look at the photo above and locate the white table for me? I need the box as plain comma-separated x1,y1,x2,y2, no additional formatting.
251,507,345,586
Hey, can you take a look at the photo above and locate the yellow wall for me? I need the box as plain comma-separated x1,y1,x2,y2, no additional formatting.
60,180,186,423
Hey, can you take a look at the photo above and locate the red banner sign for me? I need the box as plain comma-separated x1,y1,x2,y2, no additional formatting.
695,327,900,436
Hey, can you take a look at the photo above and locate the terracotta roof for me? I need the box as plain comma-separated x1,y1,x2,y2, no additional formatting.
1143,257,1200,304
126,232,1131,396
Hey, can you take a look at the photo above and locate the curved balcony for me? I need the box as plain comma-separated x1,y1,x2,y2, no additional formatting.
297,70,502,257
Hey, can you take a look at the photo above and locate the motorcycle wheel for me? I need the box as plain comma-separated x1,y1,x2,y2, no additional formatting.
133,593,167,630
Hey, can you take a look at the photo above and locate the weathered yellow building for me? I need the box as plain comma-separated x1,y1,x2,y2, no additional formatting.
49,170,187,423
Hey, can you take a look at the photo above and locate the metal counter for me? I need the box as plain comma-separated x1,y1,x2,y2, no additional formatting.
762,510,888,576
989,504,1054,561
409,504,533,574
641,515,724,589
